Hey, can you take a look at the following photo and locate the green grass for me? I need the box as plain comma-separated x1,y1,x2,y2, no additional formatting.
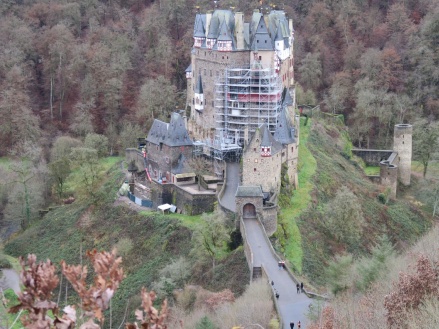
4,161,249,323
0,288,22,329
412,160,439,179
279,118,317,273
64,156,123,196
364,166,380,176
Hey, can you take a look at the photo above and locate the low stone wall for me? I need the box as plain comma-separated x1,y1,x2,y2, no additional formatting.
261,205,278,236
150,181,216,215
125,148,145,173
352,149,394,166
240,218,254,283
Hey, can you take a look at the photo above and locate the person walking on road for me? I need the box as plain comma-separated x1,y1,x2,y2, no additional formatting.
290,321,294,329
297,321,301,328
300,282,304,293
296,283,300,293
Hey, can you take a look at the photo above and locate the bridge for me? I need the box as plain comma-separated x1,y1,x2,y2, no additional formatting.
219,162,313,329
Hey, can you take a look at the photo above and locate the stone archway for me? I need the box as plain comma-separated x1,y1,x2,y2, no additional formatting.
242,203,256,218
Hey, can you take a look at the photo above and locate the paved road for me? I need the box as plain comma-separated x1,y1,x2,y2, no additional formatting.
220,162,240,212
220,161,311,328
244,218,310,329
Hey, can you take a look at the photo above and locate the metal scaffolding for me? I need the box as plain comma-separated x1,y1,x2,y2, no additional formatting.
215,63,283,147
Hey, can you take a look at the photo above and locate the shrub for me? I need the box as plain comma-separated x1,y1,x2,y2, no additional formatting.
84,133,109,158
0,255,11,269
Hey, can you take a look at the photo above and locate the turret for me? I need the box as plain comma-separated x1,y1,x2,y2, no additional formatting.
261,126,272,157
193,14,206,48
393,124,412,186
194,75,204,112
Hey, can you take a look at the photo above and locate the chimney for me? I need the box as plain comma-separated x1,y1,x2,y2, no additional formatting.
206,10,213,38
235,12,244,50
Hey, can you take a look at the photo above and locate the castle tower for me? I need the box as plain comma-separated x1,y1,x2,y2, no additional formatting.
379,160,398,198
393,124,412,186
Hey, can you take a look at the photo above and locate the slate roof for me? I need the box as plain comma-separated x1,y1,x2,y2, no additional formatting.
258,124,283,155
146,112,193,147
236,185,263,197
192,9,291,52
250,16,273,51
194,13,206,38
185,64,192,73
217,20,233,41
274,106,296,145
195,75,203,94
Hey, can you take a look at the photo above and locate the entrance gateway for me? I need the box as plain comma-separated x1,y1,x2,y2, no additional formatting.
243,203,256,218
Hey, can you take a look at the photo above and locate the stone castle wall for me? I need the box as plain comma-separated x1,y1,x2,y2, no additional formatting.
125,148,145,173
260,205,278,236
187,50,250,140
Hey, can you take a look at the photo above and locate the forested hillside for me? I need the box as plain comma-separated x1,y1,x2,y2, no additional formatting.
1,0,438,156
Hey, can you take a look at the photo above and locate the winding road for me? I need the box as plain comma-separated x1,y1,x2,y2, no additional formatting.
221,162,311,329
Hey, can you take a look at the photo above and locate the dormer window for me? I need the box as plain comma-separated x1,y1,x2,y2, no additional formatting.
194,37,204,48
261,146,271,157
218,41,232,52
206,38,216,49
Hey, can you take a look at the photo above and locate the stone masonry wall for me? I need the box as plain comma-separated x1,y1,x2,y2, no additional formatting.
242,132,282,193
261,205,278,236
351,149,394,166
393,124,412,186
188,50,250,140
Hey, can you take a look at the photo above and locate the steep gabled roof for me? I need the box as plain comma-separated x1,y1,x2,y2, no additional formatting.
193,13,206,38
217,19,233,41
258,124,283,154
274,106,296,145
195,74,203,94
165,112,193,146
185,64,192,73
146,113,193,147
250,16,273,51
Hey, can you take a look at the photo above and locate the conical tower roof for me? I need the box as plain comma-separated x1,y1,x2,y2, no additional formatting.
195,75,203,94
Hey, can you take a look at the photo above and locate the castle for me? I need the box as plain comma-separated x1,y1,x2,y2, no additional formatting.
184,7,299,190
125,7,299,216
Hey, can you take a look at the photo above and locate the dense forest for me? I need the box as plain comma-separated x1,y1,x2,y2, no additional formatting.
0,0,438,156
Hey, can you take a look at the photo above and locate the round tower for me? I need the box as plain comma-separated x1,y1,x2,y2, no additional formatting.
379,161,398,198
393,124,412,186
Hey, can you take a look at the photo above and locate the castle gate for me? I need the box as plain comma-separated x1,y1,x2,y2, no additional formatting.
243,203,256,218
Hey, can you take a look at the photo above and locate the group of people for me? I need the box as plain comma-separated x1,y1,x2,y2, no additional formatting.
290,321,301,328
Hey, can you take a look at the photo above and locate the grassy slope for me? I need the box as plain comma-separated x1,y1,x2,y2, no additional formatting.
278,118,432,287
301,120,431,285
278,118,316,272
3,162,249,324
